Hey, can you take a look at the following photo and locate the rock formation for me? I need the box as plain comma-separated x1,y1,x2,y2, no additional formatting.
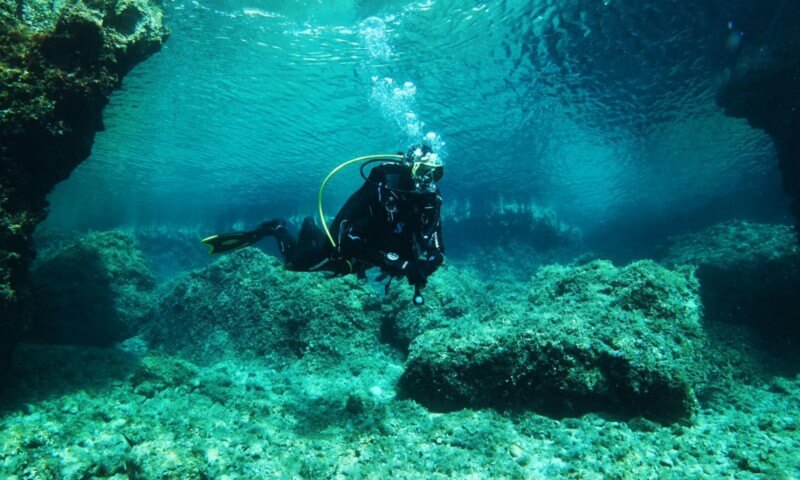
715,2,800,238
399,260,707,423
147,249,384,367
659,221,800,342
28,230,156,345
0,0,167,377
147,249,707,422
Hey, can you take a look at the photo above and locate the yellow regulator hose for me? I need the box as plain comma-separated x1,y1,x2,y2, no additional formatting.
318,153,403,248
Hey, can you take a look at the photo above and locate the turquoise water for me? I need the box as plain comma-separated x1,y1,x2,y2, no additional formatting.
6,2,800,478
44,0,791,249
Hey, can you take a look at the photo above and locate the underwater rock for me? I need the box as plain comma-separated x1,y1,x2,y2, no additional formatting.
715,6,800,239
129,354,199,398
379,264,496,352
34,226,215,281
148,249,382,365
659,221,800,341
27,231,156,345
399,260,705,423
0,0,167,377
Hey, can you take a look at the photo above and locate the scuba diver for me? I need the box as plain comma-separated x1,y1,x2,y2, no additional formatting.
201,145,445,304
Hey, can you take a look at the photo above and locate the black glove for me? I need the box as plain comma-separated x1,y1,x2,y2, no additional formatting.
407,253,444,284
404,262,426,286
422,252,444,272
380,261,406,279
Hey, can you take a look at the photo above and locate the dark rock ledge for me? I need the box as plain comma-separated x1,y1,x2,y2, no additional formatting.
0,0,168,379
715,3,800,239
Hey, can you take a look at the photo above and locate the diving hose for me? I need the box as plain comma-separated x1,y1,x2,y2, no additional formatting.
317,153,403,248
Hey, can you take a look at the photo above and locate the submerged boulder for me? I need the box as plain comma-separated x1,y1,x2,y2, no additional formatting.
379,264,496,352
399,260,705,423
28,231,156,345
148,249,383,365
659,221,800,341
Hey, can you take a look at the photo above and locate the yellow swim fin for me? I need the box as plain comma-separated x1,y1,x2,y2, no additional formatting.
201,229,266,255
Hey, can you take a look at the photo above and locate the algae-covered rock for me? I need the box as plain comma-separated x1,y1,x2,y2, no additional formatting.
0,0,167,377
28,230,156,345
148,249,383,365
659,221,800,340
129,354,199,398
400,260,705,423
379,264,498,351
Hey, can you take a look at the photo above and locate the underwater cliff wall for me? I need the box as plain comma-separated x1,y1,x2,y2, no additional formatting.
715,1,800,239
0,0,167,378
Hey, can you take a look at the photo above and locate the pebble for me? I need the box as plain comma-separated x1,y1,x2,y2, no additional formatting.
510,444,524,458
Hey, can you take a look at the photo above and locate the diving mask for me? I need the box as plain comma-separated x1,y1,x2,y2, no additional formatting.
405,145,444,189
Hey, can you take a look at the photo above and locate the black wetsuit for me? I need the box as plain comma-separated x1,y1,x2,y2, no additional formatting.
273,162,445,287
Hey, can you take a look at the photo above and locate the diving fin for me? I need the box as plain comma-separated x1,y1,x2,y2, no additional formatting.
201,229,267,255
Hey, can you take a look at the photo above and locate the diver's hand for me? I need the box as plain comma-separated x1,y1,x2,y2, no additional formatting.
380,262,406,279
405,253,444,285
404,262,426,286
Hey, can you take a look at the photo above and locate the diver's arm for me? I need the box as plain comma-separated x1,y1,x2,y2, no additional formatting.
339,193,402,269
331,181,385,266
411,198,446,280
338,219,387,267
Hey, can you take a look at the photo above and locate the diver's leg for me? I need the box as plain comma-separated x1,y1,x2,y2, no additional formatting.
264,218,339,273
260,219,298,260
284,242,336,272
297,216,329,250
297,216,317,250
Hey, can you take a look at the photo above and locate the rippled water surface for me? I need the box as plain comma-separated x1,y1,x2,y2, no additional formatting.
47,0,791,237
